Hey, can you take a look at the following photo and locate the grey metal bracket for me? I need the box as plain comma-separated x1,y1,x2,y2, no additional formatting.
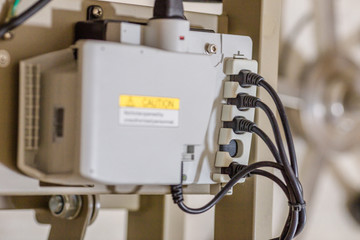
36,195,100,240
0,195,100,240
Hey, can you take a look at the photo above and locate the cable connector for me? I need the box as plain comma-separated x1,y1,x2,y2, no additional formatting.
221,162,250,179
288,202,307,212
227,94,260,110
170,184,184,204
230,70,264,87
223,117,256,134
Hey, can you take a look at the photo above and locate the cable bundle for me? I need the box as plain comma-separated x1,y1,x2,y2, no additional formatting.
0,0,52,39
171,70,306,240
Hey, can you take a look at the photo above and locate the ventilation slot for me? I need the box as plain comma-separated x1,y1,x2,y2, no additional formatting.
24,64,41,151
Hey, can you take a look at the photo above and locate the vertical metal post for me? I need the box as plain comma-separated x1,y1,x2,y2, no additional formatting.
313,0,337,55
127,195,165,240
216,0,282,239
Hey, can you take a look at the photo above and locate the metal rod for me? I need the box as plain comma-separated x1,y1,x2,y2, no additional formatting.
313,0,338,55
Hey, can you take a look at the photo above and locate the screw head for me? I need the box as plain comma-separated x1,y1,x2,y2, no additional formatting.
2,32,13,41
91,6,103,18
206,43,217,55
182,174,187,181
49,195,82,220
0,50,10,68
49,195,64,215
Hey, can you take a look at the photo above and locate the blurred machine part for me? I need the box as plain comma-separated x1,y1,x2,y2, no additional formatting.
280,0,360,153
279,0,360,239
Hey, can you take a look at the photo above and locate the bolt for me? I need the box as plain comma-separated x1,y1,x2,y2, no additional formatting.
0,50,10,68
2,32,13,41
49,195,82,220
49,195,64,214
91,6,103,19
205,43,217,55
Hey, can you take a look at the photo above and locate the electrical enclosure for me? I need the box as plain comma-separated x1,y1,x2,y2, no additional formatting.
18,22,257,187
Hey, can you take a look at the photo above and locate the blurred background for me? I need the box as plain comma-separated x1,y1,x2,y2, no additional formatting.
277,0,360,239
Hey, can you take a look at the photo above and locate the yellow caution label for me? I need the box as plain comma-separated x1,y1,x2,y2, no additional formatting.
119,95,180,110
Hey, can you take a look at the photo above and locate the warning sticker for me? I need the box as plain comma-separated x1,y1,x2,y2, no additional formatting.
119,95,180,127
119,95,180,110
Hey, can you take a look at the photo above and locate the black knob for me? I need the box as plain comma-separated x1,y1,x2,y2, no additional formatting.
153,0,186,20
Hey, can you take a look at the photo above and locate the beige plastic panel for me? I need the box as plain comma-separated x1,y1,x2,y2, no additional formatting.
213,58,258,183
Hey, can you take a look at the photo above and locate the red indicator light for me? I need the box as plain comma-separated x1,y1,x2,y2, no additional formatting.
179,36,185,40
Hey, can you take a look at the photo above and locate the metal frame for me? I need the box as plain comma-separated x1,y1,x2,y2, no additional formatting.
215,1,282,239
0,195,100,240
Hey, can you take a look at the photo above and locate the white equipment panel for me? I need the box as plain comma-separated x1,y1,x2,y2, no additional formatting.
18,22,257,187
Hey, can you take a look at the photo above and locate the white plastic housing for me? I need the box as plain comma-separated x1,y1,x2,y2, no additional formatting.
144,19,190,52
18,22,256,187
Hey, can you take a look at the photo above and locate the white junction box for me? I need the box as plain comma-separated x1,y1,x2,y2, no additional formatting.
18,21,257,187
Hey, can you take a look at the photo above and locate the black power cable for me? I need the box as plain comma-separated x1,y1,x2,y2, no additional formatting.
255,100,306,237
0,0,52,39
237,119,303,240
230,72,307,237
172,119,304,239
172,161,285,214
230,73,307,238
252,125,302,199
224,111,302,202
172,71,306,239
231,71,299,178
259,80,299,178
228,93,306,238
252,169,289,199
222,163,289,199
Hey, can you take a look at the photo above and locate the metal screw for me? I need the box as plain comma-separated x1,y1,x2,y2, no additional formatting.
0,50,10,68
182,174,187,181
205,43,217,55
2,32,13,41
91,6,103,19
49,195,64,214
49,195,82,220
